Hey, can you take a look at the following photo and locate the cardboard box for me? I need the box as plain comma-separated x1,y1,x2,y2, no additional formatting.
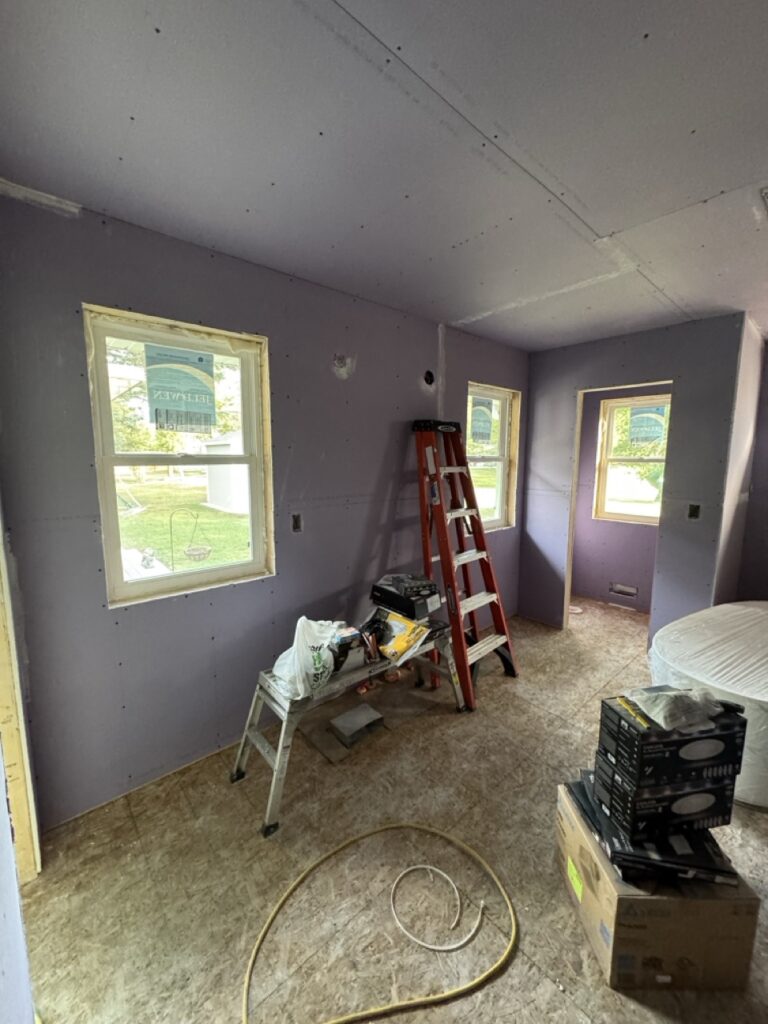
556,785,760,990
598,694,746,788
594,750,735,839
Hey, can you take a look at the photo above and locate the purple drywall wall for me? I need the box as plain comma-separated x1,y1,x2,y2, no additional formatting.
0,199,527,829
0,741,35,1024
520,314,749,638
739,336,768,599
571,386,669,613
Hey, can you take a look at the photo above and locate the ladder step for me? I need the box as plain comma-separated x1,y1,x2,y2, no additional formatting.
460,591,498,615
247,728,277,769
467,633,508,665
446,507,478,521
454,549,487,567
440,465,467,475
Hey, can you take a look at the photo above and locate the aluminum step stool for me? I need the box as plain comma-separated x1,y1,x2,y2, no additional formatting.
230,627,463,836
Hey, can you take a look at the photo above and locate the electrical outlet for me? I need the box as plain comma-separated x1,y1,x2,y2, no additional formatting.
687,504,701,520
291,513,303,533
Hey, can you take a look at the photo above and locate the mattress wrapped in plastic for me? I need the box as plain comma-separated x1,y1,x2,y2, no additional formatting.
650,601,768,807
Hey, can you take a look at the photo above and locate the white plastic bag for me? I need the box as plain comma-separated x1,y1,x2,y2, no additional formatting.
272,616,342,698
623,685,724,731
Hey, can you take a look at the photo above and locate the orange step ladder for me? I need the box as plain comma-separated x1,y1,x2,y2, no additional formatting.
413,419,518,710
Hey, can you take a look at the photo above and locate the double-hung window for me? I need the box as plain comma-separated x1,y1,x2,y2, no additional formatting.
84,305,274,605
466,382,521,529
594,394,671,524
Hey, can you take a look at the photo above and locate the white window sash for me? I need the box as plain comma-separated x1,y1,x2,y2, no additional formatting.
83,304,274,605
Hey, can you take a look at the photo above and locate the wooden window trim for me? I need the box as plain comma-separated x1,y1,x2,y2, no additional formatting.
594,394,671,526
467,382,522,530
83,304,275,606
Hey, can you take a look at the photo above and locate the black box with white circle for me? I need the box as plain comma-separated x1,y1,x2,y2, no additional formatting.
597,692,746,789
594,749,736,839
370,573,441,622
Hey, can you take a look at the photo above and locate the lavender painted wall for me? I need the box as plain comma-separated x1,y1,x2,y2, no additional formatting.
739,336,768,600
0,198,527,829
520,314,749,637
571,386,669,613
0,741,35,1024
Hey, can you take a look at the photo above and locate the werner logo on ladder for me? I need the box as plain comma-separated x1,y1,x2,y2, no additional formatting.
413,419,518,710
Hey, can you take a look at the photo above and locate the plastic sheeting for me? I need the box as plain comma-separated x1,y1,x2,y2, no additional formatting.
650,601,768,807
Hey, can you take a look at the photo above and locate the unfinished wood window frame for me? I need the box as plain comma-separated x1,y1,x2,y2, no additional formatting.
0,501,40,883
466,382,522,530
83,304,274,607
594,393,672,526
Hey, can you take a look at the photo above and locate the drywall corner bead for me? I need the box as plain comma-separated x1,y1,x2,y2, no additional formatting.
0,177,81,218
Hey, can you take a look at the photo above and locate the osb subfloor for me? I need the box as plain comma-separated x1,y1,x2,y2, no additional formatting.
22,599,768,1023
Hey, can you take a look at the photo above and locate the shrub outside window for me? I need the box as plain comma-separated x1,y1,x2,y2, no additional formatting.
83,305,274,605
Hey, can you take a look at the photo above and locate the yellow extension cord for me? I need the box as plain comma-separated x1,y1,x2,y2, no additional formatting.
242,823,518,1024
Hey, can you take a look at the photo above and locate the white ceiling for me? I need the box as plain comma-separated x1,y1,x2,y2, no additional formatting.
1,0,766,349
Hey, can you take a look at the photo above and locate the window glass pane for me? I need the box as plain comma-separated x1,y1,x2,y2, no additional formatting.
469,460,503,522
604,462,664,519
114,465,252,580
609,402,669,459
466,393,506,457
107,337,243,455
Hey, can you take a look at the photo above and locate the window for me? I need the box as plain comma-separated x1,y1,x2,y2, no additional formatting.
594,394,671,524
83,305,274,605
466,382,521,529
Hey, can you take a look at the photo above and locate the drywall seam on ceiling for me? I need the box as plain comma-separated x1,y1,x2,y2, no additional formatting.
450,268,634,326
326,0,599,238
324,0,719,331
0,177,81,218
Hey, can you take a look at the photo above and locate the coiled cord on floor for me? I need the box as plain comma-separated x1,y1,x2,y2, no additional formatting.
390,863,485,952
242,823,518,1024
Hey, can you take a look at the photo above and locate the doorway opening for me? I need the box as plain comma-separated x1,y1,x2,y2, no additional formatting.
564,382,674,635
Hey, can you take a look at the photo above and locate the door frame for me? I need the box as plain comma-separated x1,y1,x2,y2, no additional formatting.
563,380,673,630
0,498,40,883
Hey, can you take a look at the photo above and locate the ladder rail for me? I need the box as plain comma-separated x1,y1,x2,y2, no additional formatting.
421,433,475,706
448,430,518,675
442,436,480,642
413,420,519,707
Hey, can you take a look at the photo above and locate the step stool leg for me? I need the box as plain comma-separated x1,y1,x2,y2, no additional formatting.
439,637,466,712
230,688,265,782
262,710,301,837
